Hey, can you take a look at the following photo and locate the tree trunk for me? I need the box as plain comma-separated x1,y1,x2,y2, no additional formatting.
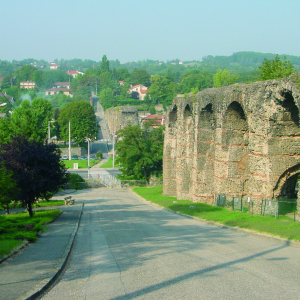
27,202,34,217
5,204,10,214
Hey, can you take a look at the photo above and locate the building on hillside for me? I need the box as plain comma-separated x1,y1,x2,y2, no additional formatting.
0,92,15,106
141,114,165,129
118,80,125,85
20,81,36,89
54,82,71,89
66,70,84,78
45,87,73,97
49,63,59,69
128,84,148,100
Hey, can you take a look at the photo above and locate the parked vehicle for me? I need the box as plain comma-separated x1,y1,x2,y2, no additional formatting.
61,155,69,160
71,155,78,160
81,155,87,160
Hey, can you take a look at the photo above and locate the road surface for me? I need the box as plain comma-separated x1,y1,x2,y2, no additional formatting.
41,188,300,299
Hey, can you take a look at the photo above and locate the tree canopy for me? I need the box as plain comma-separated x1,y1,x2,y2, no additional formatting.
57,101,98,144
115,124,164,182
258,55,294,80
0,135,68,217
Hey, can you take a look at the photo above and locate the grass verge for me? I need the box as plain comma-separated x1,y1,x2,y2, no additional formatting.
62,159,99,169
0,209,62,259
132,186,300,242
100,157,114,168
3,200,65,211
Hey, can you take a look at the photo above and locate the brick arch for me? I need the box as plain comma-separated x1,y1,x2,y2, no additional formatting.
169,105,177,126
183,104,192,119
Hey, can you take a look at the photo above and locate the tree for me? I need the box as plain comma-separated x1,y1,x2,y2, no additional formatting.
100,55,110,73
213,69,239,87
8,98,52,143
115,124,164,182
0,136,68,217
258,55,294,80
131,69,151,86
57,101,98,144
0,164,19,214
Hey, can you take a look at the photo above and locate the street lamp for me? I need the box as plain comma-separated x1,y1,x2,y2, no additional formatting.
85,137,91,178
113,133,117,168
68,120,71,160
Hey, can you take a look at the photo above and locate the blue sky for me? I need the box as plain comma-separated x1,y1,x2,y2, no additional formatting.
1,0,299,63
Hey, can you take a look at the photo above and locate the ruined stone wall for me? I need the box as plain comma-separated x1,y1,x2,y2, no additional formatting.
163,74,300,215
105,106,139,135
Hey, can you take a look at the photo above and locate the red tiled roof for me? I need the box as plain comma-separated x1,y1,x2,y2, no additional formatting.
54,82,70,86
66,70,78,74
140,90,147,94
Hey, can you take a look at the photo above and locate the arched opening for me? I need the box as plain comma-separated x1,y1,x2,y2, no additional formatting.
169,105,177,125
184,104,192,119
217,101,249,196
279,90,299,126
274,164,300,199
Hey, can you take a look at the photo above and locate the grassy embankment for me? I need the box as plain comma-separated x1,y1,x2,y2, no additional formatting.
133,186,300,242
0,209,62,259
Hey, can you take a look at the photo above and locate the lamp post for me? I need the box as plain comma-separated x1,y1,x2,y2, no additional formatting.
113,133,117,168
85,137,90,179
68,120,71,160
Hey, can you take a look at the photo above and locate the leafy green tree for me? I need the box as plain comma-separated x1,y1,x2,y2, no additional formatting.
131,69,151,86
148,75,177,107
15,65,37,82
98,87,114,109
0,164,19,214
213,69,239,87
7,98,53,143
57,101,98,144
0,74,14,89
258,55,294,80
116,124,164,182
178,70,213,93
100,55,110,73
0,135,68,217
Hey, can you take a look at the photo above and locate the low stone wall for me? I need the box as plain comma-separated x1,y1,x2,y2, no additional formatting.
60,147,87,157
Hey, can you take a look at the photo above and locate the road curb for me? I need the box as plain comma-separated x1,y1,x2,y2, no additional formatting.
16,203,84,300
131,190,300,249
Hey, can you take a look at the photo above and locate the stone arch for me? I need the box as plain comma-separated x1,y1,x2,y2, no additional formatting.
216,101,249,196
192,102,215,203
273,164,300,199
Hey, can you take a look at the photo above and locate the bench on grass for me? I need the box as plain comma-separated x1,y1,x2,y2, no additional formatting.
64,196,75,205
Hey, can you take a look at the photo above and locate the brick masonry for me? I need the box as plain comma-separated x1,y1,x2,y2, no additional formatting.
163,74,300,216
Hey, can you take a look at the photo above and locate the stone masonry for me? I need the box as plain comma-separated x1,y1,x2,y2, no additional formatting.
163,73,300,216
105,106,139,135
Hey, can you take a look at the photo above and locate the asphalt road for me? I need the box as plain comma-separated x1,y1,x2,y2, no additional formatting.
41,188,300,299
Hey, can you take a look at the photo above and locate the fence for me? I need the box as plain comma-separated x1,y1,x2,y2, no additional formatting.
261,199,297,220
215,194,253,213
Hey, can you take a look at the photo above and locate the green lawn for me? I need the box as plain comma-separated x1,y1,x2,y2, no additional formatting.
132,186,300,242
3,200,65,211
62,159,99,169
100,157,114,168
0,209,62,259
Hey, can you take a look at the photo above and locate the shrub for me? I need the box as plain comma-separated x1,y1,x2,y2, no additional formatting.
96,150,103,159
68,173,84,190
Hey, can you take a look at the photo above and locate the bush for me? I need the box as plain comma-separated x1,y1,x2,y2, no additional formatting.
96,150,103,159
68,173,84,190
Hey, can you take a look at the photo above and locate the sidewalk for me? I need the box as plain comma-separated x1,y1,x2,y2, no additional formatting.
0,191,84,300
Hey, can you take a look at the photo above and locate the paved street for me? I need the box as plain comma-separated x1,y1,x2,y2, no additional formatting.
40,188,300,299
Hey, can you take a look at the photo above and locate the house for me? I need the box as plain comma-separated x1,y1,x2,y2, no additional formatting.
50,63,59,70
20,81,36,89
128,84,148,100
54,82,71,89
118,80,125,85
45,88,72,97
141,114,165,129
66,70,84,78
0,92,15,106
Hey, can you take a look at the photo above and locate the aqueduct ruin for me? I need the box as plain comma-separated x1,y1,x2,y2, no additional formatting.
163,73,300,217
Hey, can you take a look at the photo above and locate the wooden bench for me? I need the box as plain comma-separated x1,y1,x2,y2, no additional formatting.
64,196,75,205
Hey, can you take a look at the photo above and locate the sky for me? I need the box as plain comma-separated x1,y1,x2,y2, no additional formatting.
1,0,300,63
